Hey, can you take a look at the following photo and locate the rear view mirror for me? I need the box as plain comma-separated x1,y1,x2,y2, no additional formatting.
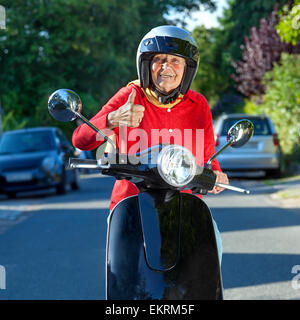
207,119,254,166
48,89,82,122
227,119,254,148
48,88,117,152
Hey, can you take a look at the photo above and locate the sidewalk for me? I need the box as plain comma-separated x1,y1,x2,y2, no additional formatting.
266,166,300,208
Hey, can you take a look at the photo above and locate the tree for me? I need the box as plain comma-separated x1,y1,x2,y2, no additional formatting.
231,4,300,99
218,0,288,62
276,0,300,45
258,53,300,158
190,24,245,117
0,0,145,134
191,25,222,106
207,0,288,98
0,0,217,136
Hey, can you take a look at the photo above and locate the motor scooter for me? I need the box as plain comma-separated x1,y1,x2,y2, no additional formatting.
48,89,254,300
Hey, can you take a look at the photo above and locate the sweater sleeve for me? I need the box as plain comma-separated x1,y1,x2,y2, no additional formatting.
201,95,222,172
72,86,132,151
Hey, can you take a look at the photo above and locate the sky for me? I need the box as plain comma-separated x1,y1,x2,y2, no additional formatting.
168,0,228,31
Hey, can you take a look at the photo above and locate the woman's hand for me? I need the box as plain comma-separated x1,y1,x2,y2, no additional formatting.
107,89,145,129
208,171,229,194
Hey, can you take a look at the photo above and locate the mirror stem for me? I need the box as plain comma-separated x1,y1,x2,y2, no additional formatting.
207,139,233,165
75,112,118,151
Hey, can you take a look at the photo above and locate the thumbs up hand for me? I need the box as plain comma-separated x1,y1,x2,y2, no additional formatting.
107,89,145,129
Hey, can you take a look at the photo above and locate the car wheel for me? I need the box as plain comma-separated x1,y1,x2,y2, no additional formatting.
266,157,285,179
56,170,67,195
71,169,80,190
265,168,282,179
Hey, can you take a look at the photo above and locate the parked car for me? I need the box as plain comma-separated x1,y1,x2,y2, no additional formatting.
0,127,80,198
213,114,282,177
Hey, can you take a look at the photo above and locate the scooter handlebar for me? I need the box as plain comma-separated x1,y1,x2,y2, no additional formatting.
68,158,251,194
68,158,101,169
215,182,250,194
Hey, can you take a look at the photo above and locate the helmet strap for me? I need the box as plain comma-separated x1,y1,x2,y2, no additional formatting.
152,85,181,104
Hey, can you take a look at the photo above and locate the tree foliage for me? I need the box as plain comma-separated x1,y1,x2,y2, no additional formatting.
232,5,300,98
257,53,300,158
276,0,300,45
218,0,288,62
0,0,216,136
190,24,245,117
0,0,144,134
191,0,287,108
191,25,222,106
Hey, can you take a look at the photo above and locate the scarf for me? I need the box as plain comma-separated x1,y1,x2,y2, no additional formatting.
127,80,184,109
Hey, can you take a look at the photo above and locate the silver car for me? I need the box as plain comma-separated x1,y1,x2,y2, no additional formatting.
213,114,282,177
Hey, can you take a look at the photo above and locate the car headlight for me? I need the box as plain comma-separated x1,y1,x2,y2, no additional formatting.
41,156,56,171
157,145,196,188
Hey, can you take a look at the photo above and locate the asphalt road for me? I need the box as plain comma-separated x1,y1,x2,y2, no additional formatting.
0,173,299,300
0,173,112,300
205,175,300,300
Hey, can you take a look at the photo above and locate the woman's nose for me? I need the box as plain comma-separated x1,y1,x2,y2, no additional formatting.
161,61,171,68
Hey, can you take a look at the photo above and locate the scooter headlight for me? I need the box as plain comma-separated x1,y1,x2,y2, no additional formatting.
157,145,196,188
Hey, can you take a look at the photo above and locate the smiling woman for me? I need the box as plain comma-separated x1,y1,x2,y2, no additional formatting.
150,54,186,94
72,25,229,210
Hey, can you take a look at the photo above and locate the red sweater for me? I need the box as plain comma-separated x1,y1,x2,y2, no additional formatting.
72,83,221,210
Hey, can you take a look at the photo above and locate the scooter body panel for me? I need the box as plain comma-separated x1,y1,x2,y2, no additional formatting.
106,191,223,300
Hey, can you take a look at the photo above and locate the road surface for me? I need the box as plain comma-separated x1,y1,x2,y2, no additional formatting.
0,173,299,299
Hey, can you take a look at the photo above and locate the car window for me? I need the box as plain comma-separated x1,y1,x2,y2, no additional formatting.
221,118,271,136
0,131,56,154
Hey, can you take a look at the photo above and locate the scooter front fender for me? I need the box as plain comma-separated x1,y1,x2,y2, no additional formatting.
106,191,223,300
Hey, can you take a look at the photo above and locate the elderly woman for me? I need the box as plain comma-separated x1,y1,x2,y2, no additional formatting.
72,25,228,211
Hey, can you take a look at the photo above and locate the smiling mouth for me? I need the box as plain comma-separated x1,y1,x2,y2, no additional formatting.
160,74,175,79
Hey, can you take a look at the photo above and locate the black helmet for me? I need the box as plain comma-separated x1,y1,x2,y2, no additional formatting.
136,25,199,103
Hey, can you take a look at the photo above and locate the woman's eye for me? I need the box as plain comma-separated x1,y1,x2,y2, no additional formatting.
153,58,163,64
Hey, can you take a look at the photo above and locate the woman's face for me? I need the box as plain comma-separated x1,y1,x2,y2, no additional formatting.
150,54,186,94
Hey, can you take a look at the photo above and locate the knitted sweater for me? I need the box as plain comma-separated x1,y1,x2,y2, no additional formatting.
72,83,221,210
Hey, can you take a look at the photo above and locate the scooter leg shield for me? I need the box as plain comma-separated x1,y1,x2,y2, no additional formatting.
106,192,223,300
106,195,165,300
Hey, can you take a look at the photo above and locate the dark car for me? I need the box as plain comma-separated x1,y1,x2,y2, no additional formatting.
0,127,80,198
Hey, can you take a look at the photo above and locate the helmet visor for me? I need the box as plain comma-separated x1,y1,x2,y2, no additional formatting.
141,36,198,64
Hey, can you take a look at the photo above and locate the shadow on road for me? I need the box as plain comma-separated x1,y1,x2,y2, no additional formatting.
0,174,115,202
222,252,300,289
212,206,300,233
0,207,108,299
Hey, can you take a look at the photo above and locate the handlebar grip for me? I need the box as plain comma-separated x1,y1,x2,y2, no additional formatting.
215,182,250,194
68,158,99,169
